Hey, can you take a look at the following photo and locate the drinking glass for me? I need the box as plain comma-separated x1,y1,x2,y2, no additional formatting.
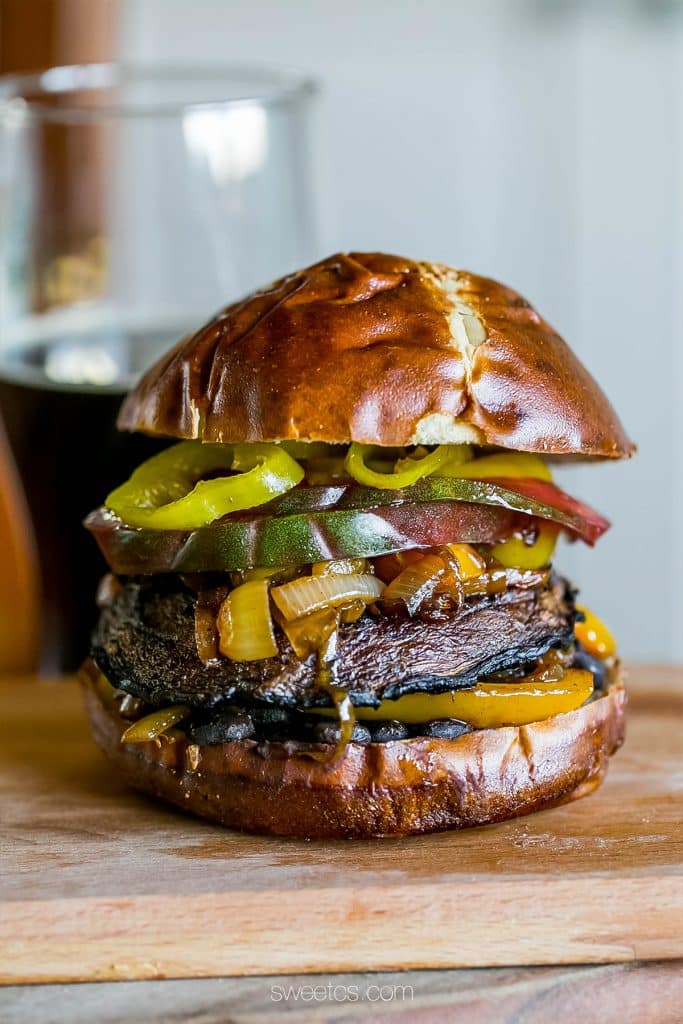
0,63,320,672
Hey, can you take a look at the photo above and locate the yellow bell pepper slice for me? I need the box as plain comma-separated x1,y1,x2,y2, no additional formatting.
106,440,304,530
575,605,616,659
491,522,559,570
441,451,553,482
446,544,486,580
342,668,593,727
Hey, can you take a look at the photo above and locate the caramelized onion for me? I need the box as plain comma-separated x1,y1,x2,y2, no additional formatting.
431,544,486,604
461,566,549,596
305,626,357,764
339,599,366,624
194,585,228,666
277,606,339,659
373,549,426,583
380,554,447,615
307,684,356,763
527,647,573,682
271,573,384,621
217,580,277,661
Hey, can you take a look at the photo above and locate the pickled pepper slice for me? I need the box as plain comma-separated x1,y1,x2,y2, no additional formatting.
105,441,304,530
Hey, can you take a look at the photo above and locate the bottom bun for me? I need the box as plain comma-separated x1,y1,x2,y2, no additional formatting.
81,664,626,839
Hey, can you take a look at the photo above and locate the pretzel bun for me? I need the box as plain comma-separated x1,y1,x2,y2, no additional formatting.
118,252,634,459
81,664,626,839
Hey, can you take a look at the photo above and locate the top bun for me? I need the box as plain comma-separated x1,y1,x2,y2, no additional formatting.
118,252,634,458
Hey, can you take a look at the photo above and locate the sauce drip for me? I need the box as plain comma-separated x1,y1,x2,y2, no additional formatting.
303,619,357,764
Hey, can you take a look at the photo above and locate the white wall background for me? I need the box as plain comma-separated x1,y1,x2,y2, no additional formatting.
119,0,682,662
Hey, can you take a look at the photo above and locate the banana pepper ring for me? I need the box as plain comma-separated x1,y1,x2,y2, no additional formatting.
105,441,304,530
344,442,470,489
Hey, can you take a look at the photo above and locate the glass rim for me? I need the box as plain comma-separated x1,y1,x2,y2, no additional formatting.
0,62,318,122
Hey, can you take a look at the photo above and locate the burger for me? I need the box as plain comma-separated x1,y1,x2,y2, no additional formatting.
82,252,633,839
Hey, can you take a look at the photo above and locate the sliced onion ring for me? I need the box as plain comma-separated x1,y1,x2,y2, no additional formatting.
272,573,384,621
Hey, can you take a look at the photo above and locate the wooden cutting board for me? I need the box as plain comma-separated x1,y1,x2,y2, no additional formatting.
1,665,682,984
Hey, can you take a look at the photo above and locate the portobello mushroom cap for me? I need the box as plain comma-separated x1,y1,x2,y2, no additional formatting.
91,573,578,709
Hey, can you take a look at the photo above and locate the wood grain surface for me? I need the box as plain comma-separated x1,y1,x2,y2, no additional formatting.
1,664,681,984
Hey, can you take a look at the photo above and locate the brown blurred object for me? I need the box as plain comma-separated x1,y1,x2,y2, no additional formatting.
0,0,118,73
0,420,39,672
1,0,119,311
0,0,118,672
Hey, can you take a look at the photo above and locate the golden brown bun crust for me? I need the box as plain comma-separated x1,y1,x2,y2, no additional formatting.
81,664,626,839
118,252,634,458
